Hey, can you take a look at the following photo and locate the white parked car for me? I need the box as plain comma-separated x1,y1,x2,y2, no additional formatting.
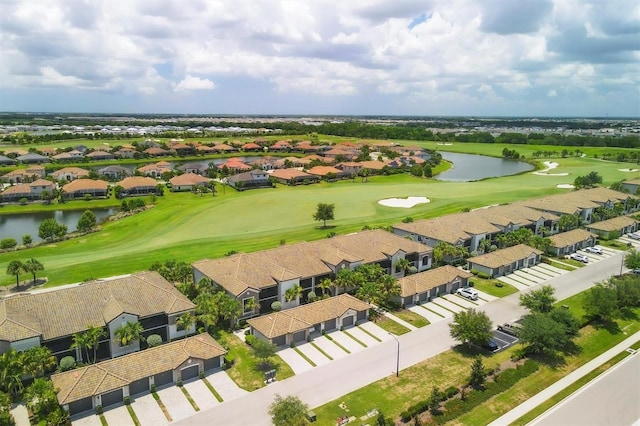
628,233,640,240
585,246,603,255
569,253,589,263
456,287,479,300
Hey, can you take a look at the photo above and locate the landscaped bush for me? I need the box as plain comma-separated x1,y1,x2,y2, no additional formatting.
271,301,282,312
444,386,459,400
95,405,103,415
59,356,76,371
146,334,162,347
245,335,256,346
477,271,490,279
124,396,131,405
470,269,479,276
0,238,17,249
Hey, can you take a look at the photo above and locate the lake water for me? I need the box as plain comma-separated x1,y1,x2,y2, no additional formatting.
435,152,534,182
0,208,116,243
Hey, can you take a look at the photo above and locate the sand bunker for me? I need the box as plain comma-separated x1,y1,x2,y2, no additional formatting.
557,184,575,189
618,168,639,172
532,161,569,176
379,196,431,208
435,142,453,146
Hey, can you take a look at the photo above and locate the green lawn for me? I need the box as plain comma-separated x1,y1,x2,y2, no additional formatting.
372,317,411,335
472,278,519,298
1,144,638,287
392,309,430,328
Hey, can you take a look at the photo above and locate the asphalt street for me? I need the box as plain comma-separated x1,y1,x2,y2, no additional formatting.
174,253,627,426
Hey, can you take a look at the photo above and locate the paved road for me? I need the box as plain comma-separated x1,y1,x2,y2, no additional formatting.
530,351,640,426
174,253,626,426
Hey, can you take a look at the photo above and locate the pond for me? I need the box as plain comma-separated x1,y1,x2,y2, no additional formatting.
0,208,116,243
435,152,534,182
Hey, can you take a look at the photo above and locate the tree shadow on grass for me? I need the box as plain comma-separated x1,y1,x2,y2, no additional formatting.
529,352,568,370
591,318,622,335
451,343,484,358
620,308,639,322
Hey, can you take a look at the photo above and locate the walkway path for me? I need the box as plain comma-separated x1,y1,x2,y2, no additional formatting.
488,330,640,426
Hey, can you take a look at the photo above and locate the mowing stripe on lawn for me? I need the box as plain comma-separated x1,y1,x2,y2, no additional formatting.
311,342,334,360
343,330,367,347
294,347,317,366
325,335,351,354
358,326,382,342
419,304,445,318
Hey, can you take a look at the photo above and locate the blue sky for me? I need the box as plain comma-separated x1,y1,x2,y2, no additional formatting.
0,0,638,117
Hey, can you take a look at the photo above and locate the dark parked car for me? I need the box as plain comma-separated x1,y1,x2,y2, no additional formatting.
482,339,499,351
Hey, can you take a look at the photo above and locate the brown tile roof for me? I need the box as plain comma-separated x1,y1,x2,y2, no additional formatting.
51,334,226,404
307,166,344,177
117,176,157,190
62,179,108,193
467,244,542,269
548,229,596,247
585,215,637,232
0,272,194,342
519,188,632,215
357,160,386,170
85,151,112,157
398,266,473,297
50,167,90,178
270,169,314,180
248,294,371,338
193,230,431,296
143,147,169,155
169,173,211,186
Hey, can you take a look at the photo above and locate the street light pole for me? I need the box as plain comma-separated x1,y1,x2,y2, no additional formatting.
389,333,399,377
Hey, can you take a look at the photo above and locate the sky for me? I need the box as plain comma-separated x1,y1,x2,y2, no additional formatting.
0,0,638,117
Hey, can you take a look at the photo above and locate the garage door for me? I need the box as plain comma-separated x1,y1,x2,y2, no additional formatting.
357,310,367,321
69,397,93,415
419,292,428,302
342,316,354,327
292,330,306,343
272,335,286,347
204,357,220,371
324,318,337,331
450,281,461,292
181,365,200,381
101,389,123,408
154,370,174,387
129,378,149,396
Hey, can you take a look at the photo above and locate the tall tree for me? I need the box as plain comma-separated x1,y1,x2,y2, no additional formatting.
85,325,107,363
22,258,44,284
38,218,67,241
624,249,640,271
71,331,90,364
313,203,335,228
582,283,620,322
519,285,557,313
21,346,56,378
176,312,195,338
284,284,303,303
449,309,493,347
518,312,573,354
318,278,334,297
268,394,309,426
115,321,145,347
468,356,485,388
77,210,97,232
6,260,24,290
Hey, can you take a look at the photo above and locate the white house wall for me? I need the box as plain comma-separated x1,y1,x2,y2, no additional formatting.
10,336,40,353
109,313,140,358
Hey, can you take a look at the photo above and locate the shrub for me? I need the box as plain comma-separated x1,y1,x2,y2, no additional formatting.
124,396,131,405
95,405,103,415
151,384,156,393
177,379,183,387
470,269,479,276
271,301,282,312
402,217,414,223
244,329,251,335
477,271,490,279
19,197,28,205
146,334,162,347
245,335,256,346
444,386,459,400
59,356,76,371
0,238,17,249
289,341,296,348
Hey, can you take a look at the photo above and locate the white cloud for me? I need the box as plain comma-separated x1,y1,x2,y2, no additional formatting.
172,75,216,91
39,66,86,87
548,89,557,97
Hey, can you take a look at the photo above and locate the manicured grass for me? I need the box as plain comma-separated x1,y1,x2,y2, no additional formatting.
179,386,199,411
357,326,382,342
311,302,640,426
202,378,224,402
560,258,587,268
472,278,519,298
543,258,577,271
324,334,350,353
294,347,316,366
392,309,430,328
99,415,108,426
511,340,640,426
0,151,635,286
343,330,368,346
126,405,141,426
554,292,588,323
214,330,294,391
372,317,411,335
311,342,334,360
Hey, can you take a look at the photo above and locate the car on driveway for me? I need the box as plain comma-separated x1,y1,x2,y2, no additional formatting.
569,253,589,263
628,233,640,240
456,287,479,300
585,246,603,255
497,321,522,336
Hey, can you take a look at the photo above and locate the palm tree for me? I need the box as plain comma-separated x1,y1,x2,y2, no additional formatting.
21,346,56,378
71,331,90,364
85,325,107,363
115,321,145,347
284,284,303,303
0,350,23,397
22,258,44,284
395,258,410,275
244,297,258,316
6,260,24,290
176,312,195,338
195,293,219,332
318,278,333,297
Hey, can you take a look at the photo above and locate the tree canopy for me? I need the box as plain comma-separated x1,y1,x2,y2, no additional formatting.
77,210,97,232
519,285,557,313
268,394,309,426
449,308,493,347
313,203,335,228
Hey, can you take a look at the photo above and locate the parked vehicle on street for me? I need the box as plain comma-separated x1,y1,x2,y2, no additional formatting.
497,321,522,336
456,287,479,300
482,339,499,351
585,246,603,255
569,253,589,263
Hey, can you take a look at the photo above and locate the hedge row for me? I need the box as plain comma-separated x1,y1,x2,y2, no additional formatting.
400,360,539,424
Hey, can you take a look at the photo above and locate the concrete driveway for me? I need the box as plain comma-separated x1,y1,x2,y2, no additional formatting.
183,379,219,411
312,335,349,360
156,385,195,422
204,371,248,402
71,413,101,426
358,322,394,342
278,347,315,374
429,297,465,314
295,341,332,366
102,403,134,426
131,393,168,426
408,304,444,323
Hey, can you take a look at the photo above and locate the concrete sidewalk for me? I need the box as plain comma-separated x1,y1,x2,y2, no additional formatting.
488,330,640,426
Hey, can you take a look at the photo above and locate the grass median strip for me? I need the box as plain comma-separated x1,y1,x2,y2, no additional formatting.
152,391,172,422
392,309,430,328
358,326,382,342
325,334,351,354
294,347,317,366
202,377,224,402
126,405,141,426
419,304,445,318
372,317,410,335
311,342,334,360
441,296,471,310
430,300,457,314
472,278,518,298
99,415,108,426
343,330,367,347
180,385,200,411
